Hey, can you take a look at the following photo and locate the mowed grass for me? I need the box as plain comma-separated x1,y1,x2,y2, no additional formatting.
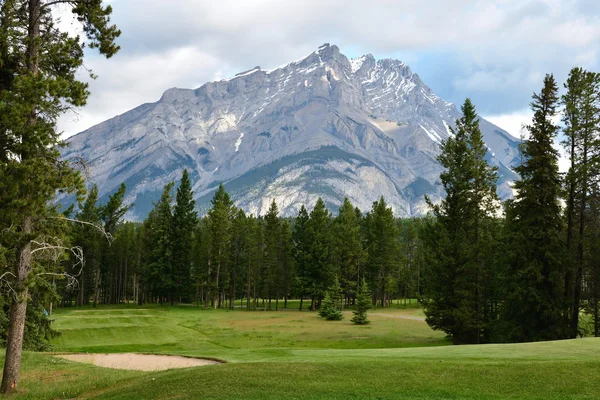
3,305,600,399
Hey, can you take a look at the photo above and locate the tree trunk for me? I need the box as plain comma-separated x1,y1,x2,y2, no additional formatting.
1,215,33,393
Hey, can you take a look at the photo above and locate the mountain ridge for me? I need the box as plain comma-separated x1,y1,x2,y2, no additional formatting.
63,43,519,219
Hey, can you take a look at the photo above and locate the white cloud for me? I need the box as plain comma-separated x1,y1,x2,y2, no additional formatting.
485,110,532,139
55,0,600,137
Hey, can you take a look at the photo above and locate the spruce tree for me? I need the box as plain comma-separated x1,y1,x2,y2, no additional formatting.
293,205,311,310
306,198,333,310
503,75,568,342
72,185,102,306
561,68,600,337
263,200,281,309
422,99,499,344
364,197,399,308
333,198,365,305
319,276,344,320
352,279,371,325
147,183,175,304
172,170,197,303
207,184,234,308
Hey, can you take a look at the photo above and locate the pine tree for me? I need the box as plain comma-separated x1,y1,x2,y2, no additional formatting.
352,279,371,325
263,200,281,310
332,198,365,305
422,99,500,344
0,0,119,391
98,183,130,305
306,198,333,310
172,170,197,303
319,276,344,320
293,205,311,310
206,184,234,308
72,185,102,306
364,197,399,308
503,75,568,342
147,182,175,304
561,68,600,337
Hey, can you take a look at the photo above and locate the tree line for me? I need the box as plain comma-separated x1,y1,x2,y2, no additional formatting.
55,68,600,346
60,173,425,315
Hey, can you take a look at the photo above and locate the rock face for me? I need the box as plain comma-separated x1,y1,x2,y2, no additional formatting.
63,43,520,219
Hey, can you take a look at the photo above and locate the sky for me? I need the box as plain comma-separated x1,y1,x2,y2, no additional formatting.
56,0,600,143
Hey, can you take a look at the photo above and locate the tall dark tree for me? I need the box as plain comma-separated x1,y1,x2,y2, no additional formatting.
306,199,333,310
263,200,281,309
98,183,129,305
0,0,120,390
72,185,101,306
146,182,175,304
422,99,500,344
503,75,568,342
171,170,197,302
364,197,399,308
332,198,365,305
206,184,234,308
561,68,600,337
293,205,311,311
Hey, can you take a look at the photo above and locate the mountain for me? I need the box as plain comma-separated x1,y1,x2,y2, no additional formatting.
62,43,520,219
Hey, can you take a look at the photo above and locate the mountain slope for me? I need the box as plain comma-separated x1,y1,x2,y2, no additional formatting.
63,44,519,218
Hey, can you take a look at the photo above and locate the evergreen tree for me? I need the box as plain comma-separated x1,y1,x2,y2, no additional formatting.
364,197,399,308
561,68,600,337
98,183,130,305
206,184,234,308
0,0,119,391
172,170,197,302
263,200,281,309
293,205,311,310
147,182,175,304
279,220,295,309
332,198,365,305
306,198,334,310
352,279,371,325
503,75,568,342
422,99,500,344
72,185,101,306
319,276,344,320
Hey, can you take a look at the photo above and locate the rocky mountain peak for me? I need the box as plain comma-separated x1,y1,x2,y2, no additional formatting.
63,44,520,219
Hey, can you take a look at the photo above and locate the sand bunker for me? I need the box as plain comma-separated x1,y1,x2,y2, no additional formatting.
56,353,220,371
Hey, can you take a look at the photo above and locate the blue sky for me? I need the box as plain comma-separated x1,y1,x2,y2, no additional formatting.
57,0,600,141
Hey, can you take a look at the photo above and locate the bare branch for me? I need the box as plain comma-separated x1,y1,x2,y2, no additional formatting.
47,216,113,243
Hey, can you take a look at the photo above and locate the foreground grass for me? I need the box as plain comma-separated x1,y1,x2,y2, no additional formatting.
3,306,600,399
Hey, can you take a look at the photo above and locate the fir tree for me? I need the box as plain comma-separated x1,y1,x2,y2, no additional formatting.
333,198,365,305
561,68,600,337
503,75,568,342
293,205,311,310
422,99,500,344
172,170,197,303
263,200,281,309
352,279,371,325
364,197,399,308
72,185,102,306
147,182,175,304
207,184,234,308
306,198,334,310
319,276,344,320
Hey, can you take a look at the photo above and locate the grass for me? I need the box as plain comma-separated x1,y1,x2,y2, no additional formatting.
2,305,600,399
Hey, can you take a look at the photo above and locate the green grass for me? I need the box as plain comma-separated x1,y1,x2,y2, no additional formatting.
3,305,600,399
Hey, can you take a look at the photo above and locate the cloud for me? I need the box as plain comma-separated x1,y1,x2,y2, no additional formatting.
55,0,600,137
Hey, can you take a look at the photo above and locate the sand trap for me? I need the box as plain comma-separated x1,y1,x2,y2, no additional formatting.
56,353,220,371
